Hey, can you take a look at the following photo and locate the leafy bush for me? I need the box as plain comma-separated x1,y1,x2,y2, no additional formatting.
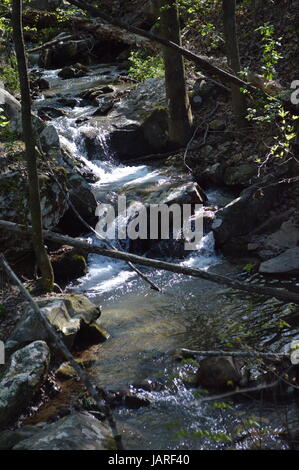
128,50,164,82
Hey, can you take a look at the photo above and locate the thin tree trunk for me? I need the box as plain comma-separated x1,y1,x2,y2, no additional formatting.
159,0,193,146
222,0,247,127
11,0,54,292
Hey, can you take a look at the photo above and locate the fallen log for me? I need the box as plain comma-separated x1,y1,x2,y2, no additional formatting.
1,219,299,304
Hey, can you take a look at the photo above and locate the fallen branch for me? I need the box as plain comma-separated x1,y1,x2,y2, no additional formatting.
176,348,288,361
27,33,75,53
1,220,299,304
0,254,124,450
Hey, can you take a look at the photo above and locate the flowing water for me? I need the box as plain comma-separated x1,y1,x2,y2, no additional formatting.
30,64,299,450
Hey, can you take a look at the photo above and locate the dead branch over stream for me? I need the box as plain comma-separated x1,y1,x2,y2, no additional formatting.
1,219,299,304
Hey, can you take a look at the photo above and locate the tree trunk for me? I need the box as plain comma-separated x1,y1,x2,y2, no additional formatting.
11,0,54,292
222,0,247,127
159,0,193,146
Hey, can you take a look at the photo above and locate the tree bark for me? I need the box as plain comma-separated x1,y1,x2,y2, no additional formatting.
2,220,299,305
159,0,193,146
222,0,247,127
11,0,54,292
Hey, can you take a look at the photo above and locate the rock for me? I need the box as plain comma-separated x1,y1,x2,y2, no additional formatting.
50,246,87,284
0,170,68,253
92,96,114,116
39,124,60,151
80,85,116,103
5,295,105,354
223,164,257,187
38,106,66,119
58,66,86,80
196,162,226,187
58,97,79,108
0,341,50,429
212,183,280,248
39,38,94,69
196,356,242,389
262,219,299,253
0,423,46,450
209,118,225,131
34,78,50,91
80,78,169,160
259,248,299,274
12,412,116,450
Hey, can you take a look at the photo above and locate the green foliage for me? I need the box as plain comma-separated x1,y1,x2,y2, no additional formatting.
255,23,282,80
0,56,19,94
243,263,254,273
128,50,164,82
175,428,232,442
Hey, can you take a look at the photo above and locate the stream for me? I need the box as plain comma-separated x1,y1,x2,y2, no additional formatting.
30,63,299,451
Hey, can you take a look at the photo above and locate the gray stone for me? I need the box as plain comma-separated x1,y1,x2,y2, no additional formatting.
5,295,103,354
212,183,280,247
0,341,50,429
13,412,116,450
259,248,299,274
196,356,242,389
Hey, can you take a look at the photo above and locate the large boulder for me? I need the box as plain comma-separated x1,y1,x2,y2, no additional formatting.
12,412,116,450
39,38,94,69
0,341,50,430
80,78,169,161
259,247,299,274
212,183,280,249
5,295,106,354
0,169,68,253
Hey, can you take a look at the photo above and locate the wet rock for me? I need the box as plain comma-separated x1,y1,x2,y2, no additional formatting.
81,78,169,160
196,356,242,389
57,97,79,108
12,412,116,450
34,78,50,91
5,295,104,354
58,66,87,80
38,106,66,119
80,85,116,104
0,341,50,429
92,96,114,116
259,248,299,274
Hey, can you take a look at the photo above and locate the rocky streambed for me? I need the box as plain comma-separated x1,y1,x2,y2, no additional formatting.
1,46,299,450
